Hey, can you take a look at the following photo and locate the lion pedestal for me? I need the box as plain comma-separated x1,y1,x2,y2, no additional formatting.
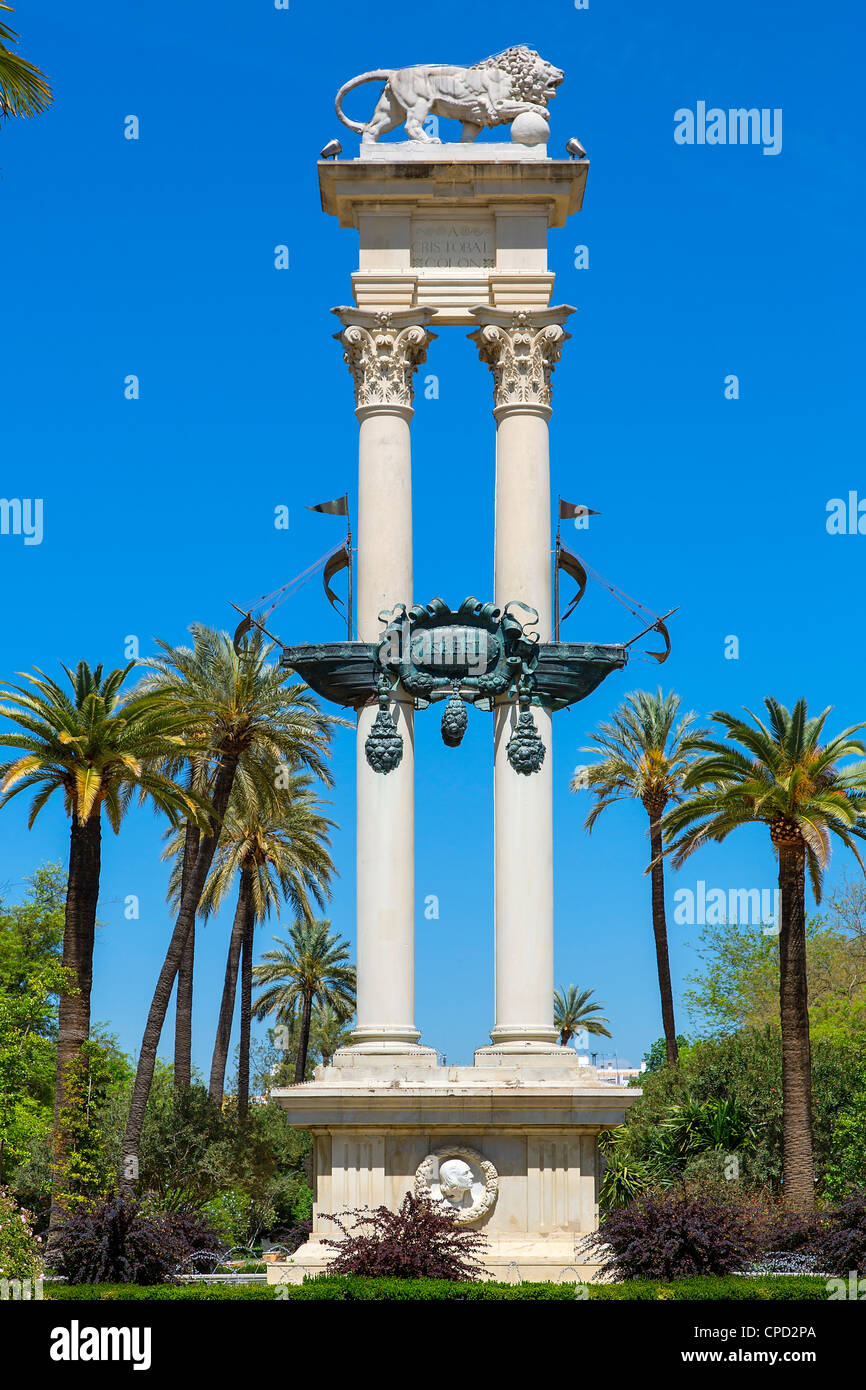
319,154,587,327
268,1051,637,1285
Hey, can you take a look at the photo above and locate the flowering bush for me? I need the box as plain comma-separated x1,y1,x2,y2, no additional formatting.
0,1186,43,1281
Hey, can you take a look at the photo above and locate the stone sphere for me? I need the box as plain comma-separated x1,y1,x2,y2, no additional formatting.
510,111,550,146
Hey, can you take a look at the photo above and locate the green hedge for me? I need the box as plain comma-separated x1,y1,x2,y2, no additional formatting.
46,1274,829,1301
45,1283,276,1301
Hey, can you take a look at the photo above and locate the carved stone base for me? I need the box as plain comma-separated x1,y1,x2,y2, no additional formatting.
268,1052,638,1285
271,1232,607,1286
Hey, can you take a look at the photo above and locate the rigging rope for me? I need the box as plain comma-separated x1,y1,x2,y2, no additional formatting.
237,543,346,622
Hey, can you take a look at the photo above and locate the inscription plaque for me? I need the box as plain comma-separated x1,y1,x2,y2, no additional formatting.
410,218,495,270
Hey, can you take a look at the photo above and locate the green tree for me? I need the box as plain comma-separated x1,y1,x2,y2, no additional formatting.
52,1038,131,1212
553,985,612,1046
130,1071,312,1240
600,1026,866,1204
0,864,65,988
684,917,866,1039
0,3,52,118
576,689,704,1066
0,662,207,1226
825,1094,866,1200
0,868,70,1185
642,1035,692,1073
664,697,866,1209
121,628,337,1180
252,921,355,1083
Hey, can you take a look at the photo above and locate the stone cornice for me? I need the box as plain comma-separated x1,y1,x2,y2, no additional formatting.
318,160,588,230
271,1083,639,1130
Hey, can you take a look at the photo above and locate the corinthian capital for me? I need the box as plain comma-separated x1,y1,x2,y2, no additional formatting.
469,306,574,411
333,307,436,411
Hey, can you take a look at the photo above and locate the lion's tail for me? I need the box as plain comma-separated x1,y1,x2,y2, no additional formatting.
334,70,394,132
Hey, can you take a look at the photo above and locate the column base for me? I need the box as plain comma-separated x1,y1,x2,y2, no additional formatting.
482,1024,562,1052
309,1039,439,1084
349,1024,425,1051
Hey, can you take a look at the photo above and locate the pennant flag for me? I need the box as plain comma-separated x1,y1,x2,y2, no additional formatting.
232,613,253,655
322,542,350,615
558,545,588,623
559,498,600,520
307,494,349,517
646,618,671,664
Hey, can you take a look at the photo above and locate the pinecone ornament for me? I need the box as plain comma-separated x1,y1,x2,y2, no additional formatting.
441,690,468,748
365,704,404,774
506,707,545,775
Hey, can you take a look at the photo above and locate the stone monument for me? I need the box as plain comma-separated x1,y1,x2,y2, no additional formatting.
267,47,639,1285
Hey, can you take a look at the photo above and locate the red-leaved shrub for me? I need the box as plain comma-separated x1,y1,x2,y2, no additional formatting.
50,1191,222,1284
584,1193,759,1281
322,1192,486,1280
814,1195,866,1276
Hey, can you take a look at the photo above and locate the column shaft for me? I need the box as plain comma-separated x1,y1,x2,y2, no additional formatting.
334,307,435,1052
493,405,556,1044
470,307,573,1052
354,406,416,1045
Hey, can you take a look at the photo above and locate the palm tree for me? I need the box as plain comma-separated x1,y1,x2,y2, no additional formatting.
121,627,339,1179
252,920,356,1083
575,689,703,1067
0,661,207,1222
554,985,612,1047
663,697,866,1210
0,4,52,118
167,772,336,1113
266,999,354,1080
135,629,250,1089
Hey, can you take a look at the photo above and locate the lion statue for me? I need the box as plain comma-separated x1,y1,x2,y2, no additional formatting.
334,47,564,145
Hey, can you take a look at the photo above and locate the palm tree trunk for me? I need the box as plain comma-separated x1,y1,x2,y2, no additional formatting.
50,813,101,1231
778,844,814,1210
173,821,200,1090
648,815,679,1066
237,901,254,1122
208,871,250,1104
121,754,238,1186
294,991,314,1084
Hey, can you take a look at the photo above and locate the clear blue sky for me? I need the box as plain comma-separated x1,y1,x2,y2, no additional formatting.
1,0,864,1074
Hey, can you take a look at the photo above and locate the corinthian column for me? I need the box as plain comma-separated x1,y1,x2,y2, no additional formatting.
469,306,574,1053
333,306,436,1052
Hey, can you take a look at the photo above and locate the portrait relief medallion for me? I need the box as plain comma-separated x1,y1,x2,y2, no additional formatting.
414,1145,498,1225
